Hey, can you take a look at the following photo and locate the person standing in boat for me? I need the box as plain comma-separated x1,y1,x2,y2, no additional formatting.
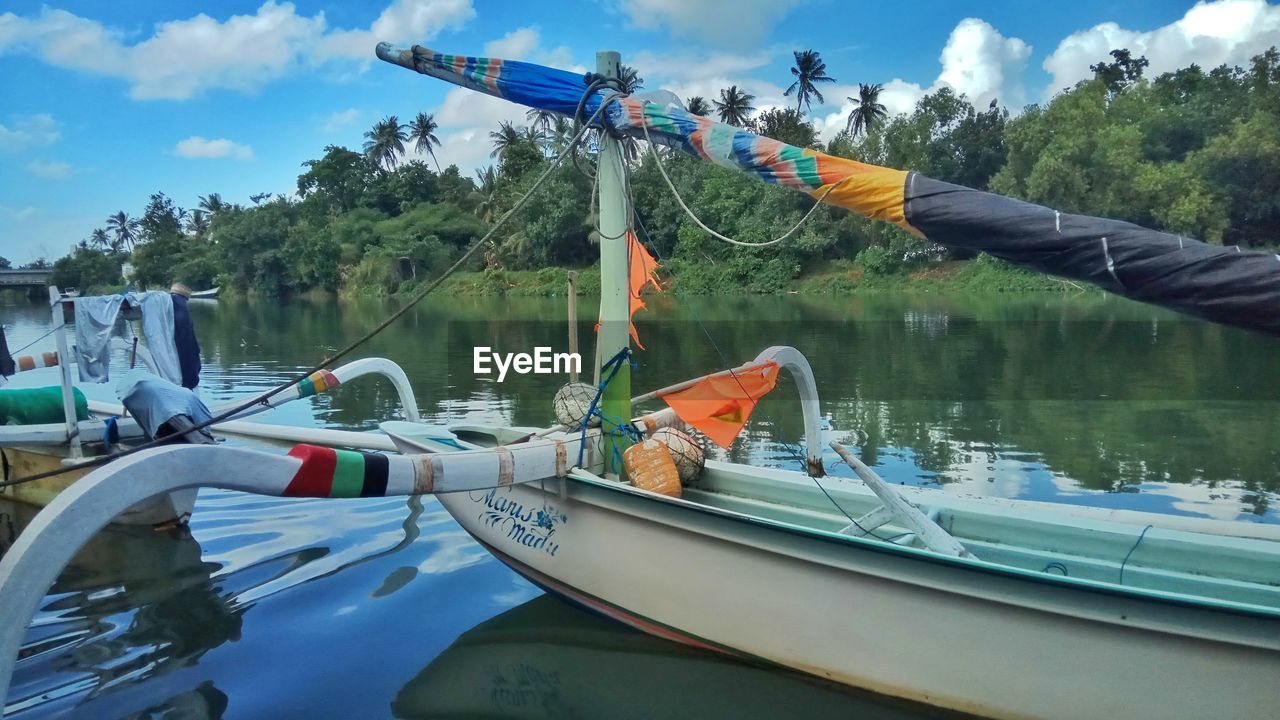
169,283,202,390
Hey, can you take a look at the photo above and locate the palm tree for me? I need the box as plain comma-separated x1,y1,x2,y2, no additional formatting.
526,108,556,136
713,86,755,126
846,83,889,137
489,121,522,159
408,112,442,171
685,96,711,116
186,209,209,236
198,193,226,215
547,115,574,154
619,65,643,94
105,211,139,252
363,115,408,171
89,228,111,251
785,50,836,114
522,124,546,152
474,166,499,223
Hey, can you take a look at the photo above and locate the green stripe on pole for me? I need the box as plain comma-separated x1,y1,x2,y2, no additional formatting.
330,449,365,498
297,377,316,398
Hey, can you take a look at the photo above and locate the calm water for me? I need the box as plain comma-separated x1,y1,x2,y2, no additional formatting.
2,292,1277,718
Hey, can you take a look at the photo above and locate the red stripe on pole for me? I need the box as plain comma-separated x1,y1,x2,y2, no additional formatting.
284,444,337,497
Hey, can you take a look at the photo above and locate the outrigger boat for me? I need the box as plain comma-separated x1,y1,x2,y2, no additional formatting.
0,288,425,525
2,45,1279,720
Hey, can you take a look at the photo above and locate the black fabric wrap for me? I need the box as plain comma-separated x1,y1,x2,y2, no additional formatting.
904,174,1280,337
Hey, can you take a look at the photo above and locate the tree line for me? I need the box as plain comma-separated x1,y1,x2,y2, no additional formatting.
46,46,1280,296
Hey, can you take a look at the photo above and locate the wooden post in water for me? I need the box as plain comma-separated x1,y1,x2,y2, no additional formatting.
595,50,632,478
567,270,579,383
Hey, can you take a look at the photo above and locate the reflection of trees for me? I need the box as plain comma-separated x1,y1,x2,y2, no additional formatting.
193,294,1279,516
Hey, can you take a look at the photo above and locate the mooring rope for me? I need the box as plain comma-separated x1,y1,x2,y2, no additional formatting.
640,121,840,248
0,99,617,490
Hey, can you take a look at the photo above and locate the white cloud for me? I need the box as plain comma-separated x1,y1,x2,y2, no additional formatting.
430,88,528,172
484,27,539,60
620,0,802,46
813,19,1029,141
318,0,474,61
27,160,71,179
0,113,59,152
0,206,38,223
174,136,254,160
1043,0,1280,96
321,107,360,131
0,1,475,100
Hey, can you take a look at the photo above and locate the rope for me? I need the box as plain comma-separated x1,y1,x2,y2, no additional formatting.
574,347,636,473
8,325,59,358
0,99,613,491
1118,524,1153,585
640,121,839,248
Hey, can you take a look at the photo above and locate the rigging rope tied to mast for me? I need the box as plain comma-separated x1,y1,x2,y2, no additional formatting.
0,97,620,490
640,121,841,248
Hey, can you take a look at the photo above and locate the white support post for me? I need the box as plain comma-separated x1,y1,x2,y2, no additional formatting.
47,287,81,459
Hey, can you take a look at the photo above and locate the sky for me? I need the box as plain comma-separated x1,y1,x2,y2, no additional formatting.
1,0,1278,264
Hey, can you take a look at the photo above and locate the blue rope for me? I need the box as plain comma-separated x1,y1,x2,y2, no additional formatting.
575,347,638,472
1118,524,1153,585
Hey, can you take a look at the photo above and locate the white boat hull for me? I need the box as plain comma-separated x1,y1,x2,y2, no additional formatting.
437,475,1280,720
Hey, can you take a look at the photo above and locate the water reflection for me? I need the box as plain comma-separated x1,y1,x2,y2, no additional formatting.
393,594,974,720
2,499,236,719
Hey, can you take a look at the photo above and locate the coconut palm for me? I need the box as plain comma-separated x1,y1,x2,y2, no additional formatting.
685,96,711,116
89,228,111,251
363,115,408,171
522,124,546,152
713,86,755,126
473,166,499,223
547,115,574,154
619,65,643,94
105,211,139,252
526,108,556,136
489,121,522,159
785,50,836,114
408,112,442,171
846,83,888,137
186,209,209,236
198,193,226,215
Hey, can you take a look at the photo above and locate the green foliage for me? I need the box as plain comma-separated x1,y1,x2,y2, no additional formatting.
52,245,123,291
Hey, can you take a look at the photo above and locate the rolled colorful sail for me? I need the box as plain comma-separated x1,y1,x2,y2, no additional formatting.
376,44,1280,337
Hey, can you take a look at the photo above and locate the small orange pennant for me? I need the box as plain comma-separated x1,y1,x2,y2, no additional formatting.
627,232,662,349
658,362,780,449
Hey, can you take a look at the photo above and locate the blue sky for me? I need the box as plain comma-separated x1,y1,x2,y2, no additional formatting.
2,0,1278,264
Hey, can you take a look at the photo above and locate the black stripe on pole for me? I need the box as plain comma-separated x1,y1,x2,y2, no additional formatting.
361,452,390,497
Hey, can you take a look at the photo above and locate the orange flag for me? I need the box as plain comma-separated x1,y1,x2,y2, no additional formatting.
628,232,662,349
658,362,780,449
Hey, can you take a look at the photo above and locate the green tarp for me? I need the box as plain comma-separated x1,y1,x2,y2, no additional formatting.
0,386,90,425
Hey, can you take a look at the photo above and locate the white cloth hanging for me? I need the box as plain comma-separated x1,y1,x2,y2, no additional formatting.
73,292,182,385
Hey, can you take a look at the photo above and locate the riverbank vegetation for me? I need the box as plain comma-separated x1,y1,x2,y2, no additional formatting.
45,47,1280,298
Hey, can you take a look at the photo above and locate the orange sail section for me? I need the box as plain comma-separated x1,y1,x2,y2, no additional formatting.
627,232,662,349
658,362,780,449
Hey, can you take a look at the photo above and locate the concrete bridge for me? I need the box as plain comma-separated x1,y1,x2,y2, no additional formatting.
0,268,53,288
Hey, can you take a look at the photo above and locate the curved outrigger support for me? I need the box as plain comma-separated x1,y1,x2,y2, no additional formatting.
633,346,826,476
211,357,422,423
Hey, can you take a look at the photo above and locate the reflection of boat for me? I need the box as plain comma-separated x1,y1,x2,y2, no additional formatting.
394,594,965,719
4,42,1280,720
189,287,219,301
